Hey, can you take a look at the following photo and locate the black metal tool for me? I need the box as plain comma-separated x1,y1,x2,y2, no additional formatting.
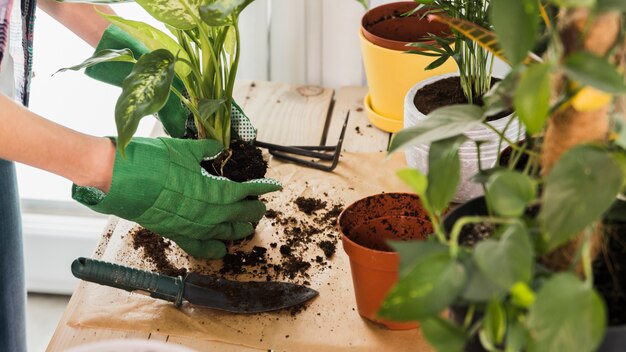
254,112,350,172
72,257,319,313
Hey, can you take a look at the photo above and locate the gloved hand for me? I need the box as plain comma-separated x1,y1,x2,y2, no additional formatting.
72,137,282,259
85,25,187,138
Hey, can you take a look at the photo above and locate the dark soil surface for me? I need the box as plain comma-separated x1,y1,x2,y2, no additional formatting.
363,7,449,44
593,222,626,326
413,76,510,121
458,222,495,248
347,216,434,252
132,228,188,277
201,141,267,182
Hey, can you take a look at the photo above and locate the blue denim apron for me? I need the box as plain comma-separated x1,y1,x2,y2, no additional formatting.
0,159,26,352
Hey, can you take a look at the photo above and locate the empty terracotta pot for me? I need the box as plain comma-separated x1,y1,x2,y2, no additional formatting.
338,193,433,330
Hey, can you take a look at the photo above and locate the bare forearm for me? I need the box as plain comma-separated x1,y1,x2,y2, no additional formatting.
0,93,115,192
37,0,115,47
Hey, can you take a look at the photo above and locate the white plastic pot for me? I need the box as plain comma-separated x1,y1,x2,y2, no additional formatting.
403,73,524,203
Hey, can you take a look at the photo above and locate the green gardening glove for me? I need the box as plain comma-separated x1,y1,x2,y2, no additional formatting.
85,25,187,138
72,137,282,259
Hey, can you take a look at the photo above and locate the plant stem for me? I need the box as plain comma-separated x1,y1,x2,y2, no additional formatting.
449,216,523,258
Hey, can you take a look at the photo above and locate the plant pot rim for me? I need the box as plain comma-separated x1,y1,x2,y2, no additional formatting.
404,72,516,127
360,1,445,52
338,192,430,257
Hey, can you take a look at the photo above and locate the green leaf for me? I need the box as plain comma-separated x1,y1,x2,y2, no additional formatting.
389,105,484,153
224,26,237,57
506,319,530,352
564,52,626,94
115,49,176,155
490,0,540,65
480,299,507,348
56,49,136,74
514,63,552,135
355,0,369,10
474,224,533,290
597,0,626,11
486,170,536,217
199,98,227,124
460,258,506,302
397,168,428,198
470,167,506,185
199,0,253,26
379,252,467,321
539,145,624,251
549,0,596,8
527,274,606,352
135,0,202,30
427,135,466,213
425,55,451,71
421,317,466,352
101,14,192,77
389,241,448,275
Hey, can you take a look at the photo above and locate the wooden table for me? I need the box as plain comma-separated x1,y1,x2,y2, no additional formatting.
48,81,412,351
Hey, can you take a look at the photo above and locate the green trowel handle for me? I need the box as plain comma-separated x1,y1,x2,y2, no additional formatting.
71,257,185,307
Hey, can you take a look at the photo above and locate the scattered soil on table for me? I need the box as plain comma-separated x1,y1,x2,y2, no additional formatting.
128,193,344,316
295,197,327,215
216,196,344,285
132,228,188,277
593,222,626,326
201,140,267,182
413,76,510,121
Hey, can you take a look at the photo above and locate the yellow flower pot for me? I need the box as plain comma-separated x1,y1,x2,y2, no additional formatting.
359,1,457,133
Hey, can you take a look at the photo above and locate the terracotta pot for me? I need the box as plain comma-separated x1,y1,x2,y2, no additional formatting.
338,193,433,330
360,1,456,133
404,73,525,203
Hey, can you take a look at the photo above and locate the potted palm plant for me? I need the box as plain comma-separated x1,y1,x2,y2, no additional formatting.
402,0,524,202
384,0,626,351
357,0,457,132
59,0,266,182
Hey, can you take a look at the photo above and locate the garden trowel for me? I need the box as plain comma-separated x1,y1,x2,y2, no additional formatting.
71,257,318,313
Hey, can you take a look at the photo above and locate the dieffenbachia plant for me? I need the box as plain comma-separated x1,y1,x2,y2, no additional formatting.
385,1,626,351
58,0,255,155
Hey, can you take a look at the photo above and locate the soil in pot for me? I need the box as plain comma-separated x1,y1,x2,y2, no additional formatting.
200,140,268,182
362,3,449,49
413,76,510,121
347,216,433,252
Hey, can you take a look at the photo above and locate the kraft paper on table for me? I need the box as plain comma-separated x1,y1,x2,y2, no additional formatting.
66,152,433,352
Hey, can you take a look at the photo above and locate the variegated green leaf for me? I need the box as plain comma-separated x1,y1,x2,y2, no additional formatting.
115,49,176,155
224,26,237,57
135,0,203,30
199,0,254,26
101,14,191,77
56,49,136,74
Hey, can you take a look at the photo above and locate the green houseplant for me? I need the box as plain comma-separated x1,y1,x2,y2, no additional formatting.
402,0,524,203
59,0,262,180
385,0,626,350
